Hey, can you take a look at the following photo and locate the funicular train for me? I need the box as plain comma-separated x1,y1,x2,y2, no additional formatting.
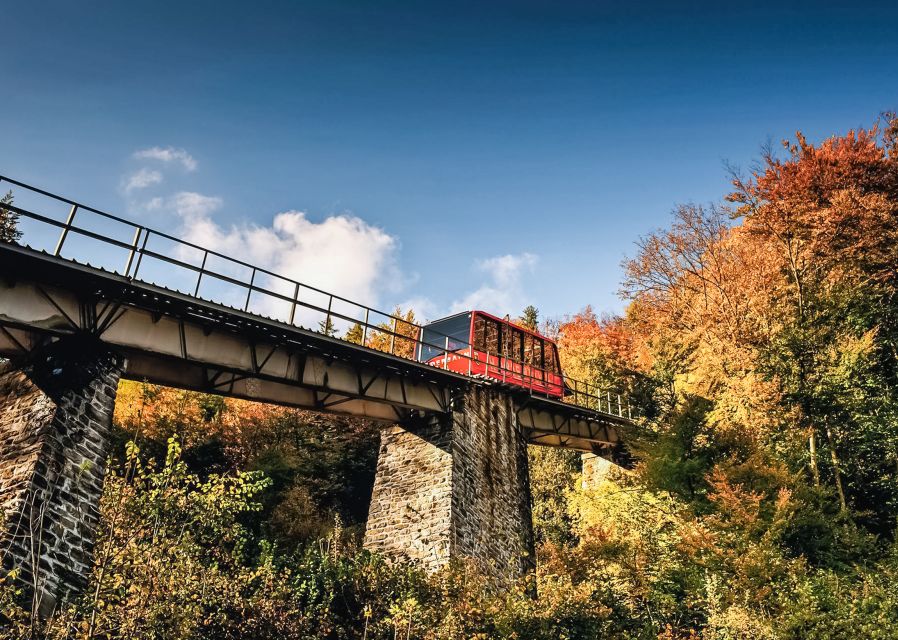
415,310,566,398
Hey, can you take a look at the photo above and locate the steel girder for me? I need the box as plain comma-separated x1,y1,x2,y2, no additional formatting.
0,244,634,449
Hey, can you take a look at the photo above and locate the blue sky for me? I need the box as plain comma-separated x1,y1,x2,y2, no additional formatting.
3,0,897,323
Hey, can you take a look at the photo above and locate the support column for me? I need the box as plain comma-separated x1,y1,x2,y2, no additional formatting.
364,386,534,586
0,339,122,617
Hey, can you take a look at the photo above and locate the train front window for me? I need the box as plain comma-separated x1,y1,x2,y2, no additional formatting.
417,312,471,362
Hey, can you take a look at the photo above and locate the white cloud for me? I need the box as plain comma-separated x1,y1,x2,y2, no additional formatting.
133,146,197,172
450,253,538,317
166,191,224,218
124,168,163,193
397,295,441,324
170,199,400,326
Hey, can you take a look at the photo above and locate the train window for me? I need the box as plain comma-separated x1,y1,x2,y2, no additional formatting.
545,343,557,374
511,329,523,363
533,338,544,370
417,312,471,362
485,319,500,355
523,333,533,365
473,314,501,355
473,315,486,351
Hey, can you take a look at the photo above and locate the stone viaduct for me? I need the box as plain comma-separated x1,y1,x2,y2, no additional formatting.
0,176,634,616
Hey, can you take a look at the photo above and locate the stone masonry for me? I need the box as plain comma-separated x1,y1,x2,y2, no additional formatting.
364,386,534,585
0,339,122,617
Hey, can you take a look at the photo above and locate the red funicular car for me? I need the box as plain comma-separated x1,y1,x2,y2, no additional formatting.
415,310,565,398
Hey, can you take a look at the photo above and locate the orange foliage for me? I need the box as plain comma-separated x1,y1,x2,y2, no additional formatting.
365,306,419,359
730,123,898,297
557,306,651,382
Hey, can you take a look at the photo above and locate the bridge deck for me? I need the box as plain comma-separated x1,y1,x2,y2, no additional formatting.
0,176,635,451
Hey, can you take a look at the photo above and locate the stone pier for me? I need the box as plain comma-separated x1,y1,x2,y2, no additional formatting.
364,386,534,585
0,339,122,617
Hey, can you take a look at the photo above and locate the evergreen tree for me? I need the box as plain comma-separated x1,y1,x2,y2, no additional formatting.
0,191,21,243
318,316,337,337
344,321,364,344
519,305,539,330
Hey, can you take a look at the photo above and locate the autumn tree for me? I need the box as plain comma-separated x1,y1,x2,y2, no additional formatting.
726,119,898,520
365,306,419,359
622,115,898,534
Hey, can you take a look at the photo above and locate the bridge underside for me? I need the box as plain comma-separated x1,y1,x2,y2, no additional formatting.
0,246,630,452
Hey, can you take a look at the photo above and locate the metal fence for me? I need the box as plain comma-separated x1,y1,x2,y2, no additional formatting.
0,175,636,420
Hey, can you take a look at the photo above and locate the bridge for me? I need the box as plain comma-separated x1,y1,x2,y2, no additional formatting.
0,176,636,615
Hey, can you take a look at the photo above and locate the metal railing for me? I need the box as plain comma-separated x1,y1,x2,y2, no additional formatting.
0,175,636,420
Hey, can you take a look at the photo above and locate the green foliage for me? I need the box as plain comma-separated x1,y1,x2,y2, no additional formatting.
0,190,21,242
344,321,364,344
519,305,539,331
528,446,579,546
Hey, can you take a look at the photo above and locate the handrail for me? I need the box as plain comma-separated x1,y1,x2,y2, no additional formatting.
0,175,637,420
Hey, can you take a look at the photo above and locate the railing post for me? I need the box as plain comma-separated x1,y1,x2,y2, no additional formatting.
194,250,208,296
362,308,369,345
131,230,150,279
389,317,398,355
324,295,333,334
54,204,78,256
244,268,256,311
288,282,301,325
617,393,622,417
122,227,143,277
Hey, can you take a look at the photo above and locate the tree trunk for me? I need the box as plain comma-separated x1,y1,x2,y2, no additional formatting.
826,426,848,512
808,431,821,488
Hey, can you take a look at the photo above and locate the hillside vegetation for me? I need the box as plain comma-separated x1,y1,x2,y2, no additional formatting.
3,114,898,639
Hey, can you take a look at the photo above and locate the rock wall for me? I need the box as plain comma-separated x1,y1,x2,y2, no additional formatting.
364,386,534,585
581,452,627,489
0,340,122,617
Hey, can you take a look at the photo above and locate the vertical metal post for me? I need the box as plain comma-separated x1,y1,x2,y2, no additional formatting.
123,227,143,277
389,317,398,355
54,204,78,256
132,230,150,279
362,308,369,345
323,296,333,334
443,336,449,369
194,251,209,296
288,282,301,325
617,393,622,416
244,268,256,311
